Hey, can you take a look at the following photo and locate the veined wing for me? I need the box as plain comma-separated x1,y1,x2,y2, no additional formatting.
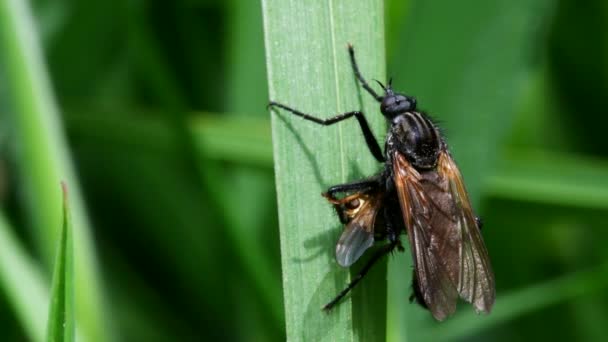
393,150,495,320
437,150,495,314
393,152,459,320
326,191,384,267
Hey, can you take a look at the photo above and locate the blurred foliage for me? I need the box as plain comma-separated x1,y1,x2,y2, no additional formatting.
0,0,606,341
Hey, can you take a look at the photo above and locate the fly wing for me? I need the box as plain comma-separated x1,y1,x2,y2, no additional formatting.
330,192,384,267
335,221,374,267
437,151,496,314
393,152,459,321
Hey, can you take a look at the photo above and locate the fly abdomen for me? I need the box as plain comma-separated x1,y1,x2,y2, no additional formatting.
389,112,441,169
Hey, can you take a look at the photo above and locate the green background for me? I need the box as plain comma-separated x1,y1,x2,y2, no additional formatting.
1,0,608,341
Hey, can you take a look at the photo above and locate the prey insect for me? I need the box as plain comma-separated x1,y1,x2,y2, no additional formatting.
268,44,495,321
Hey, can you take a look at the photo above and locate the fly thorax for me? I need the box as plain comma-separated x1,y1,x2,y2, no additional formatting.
390,112,441,169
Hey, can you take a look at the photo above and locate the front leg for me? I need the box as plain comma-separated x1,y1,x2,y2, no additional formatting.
322,177,382,200
347,44,383,102
268,101,385,162
323,241,397,311
322,178,382,224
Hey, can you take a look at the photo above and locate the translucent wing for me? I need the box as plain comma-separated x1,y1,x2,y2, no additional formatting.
393,151,496,320
437,151,496,314
326,192,384,267
393,152,459,320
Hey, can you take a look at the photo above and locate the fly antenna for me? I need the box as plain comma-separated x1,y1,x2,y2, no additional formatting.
374,79,387,92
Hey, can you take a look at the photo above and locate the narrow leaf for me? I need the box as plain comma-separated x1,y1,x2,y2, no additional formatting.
46,183,74,342
485,150,608,209
262,0,387,340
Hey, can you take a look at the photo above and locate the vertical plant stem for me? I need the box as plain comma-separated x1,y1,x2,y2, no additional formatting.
0,0,108,340
262,1,386,340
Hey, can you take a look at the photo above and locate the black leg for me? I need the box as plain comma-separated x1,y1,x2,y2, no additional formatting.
347,44,383,102
323,241,396,311
268,101,385,162
384,206,405,252
384,205,396,242
323,177,382,200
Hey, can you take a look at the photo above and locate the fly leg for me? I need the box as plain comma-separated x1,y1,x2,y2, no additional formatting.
322,177,382,224
347,44,383,102
323,241,397,311
267,102,385,162
323,177,382,200
383,205,404,252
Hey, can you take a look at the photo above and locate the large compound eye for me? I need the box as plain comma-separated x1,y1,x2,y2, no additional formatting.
381,93,415,117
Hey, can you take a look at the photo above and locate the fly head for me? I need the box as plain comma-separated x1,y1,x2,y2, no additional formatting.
377,79,417,118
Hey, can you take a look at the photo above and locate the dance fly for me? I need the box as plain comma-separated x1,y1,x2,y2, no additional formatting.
268,44,495,321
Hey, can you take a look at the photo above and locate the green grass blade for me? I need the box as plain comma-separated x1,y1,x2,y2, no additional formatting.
485,150,608,209
46,183,74,342
0,214,48,342
0,0,108,340
262,0,387,340
424,261,608,341
191,115,273,168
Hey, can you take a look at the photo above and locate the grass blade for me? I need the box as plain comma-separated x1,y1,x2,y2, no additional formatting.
485,150,608,209
424,261,608,341
262,0,387,340
191,115,273,167
46,183,74,342
0,214,48,342
0,0,108,340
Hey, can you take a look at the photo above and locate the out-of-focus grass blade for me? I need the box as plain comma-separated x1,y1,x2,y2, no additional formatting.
225,0,268,113
485,150,608,209
262,0,387,340
0,213,48,342
191,115,273,167
46,183,74,342
65,109,283,338
125,2,284,331
423,261,608,341
0,0,108,340
72,113,608,213
66,112,271,168
221,2,283,330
